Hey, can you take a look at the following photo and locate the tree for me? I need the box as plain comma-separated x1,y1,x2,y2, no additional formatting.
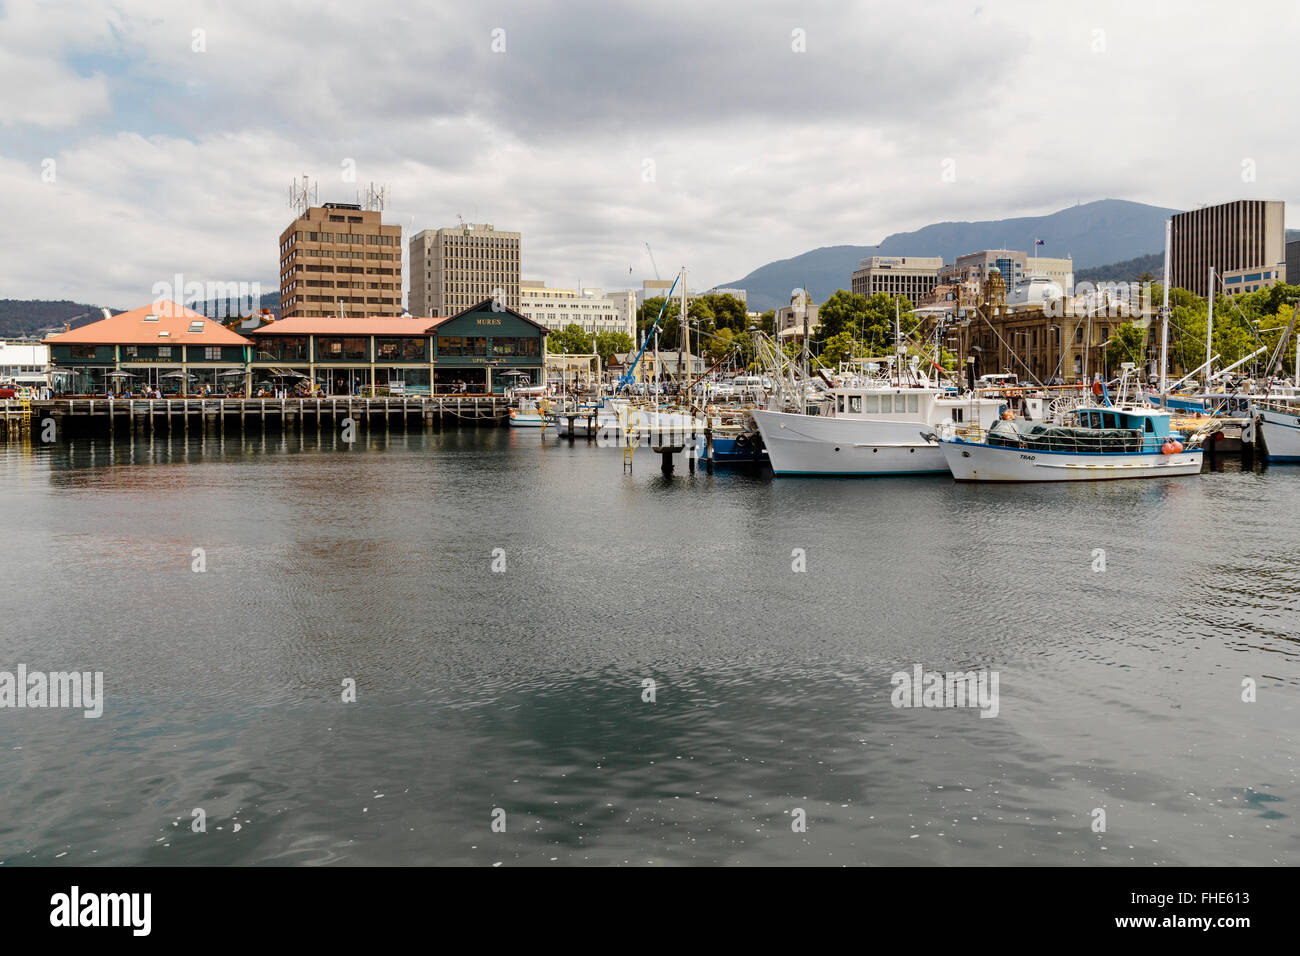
1104,321,1146,370
815,289,870,340
698,294,748,332
819,331,863,368
548,324,592,355
702,326,737,364
593,330,634,365
638,297,680,343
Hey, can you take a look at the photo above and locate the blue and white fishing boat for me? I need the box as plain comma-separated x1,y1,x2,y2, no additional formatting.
934,402,1207,482
1255,387,1300,462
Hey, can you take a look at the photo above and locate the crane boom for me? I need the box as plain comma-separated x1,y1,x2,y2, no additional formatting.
618,272,680,389
645,242,660,280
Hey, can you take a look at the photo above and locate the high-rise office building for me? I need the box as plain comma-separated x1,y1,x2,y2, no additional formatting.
1171,199,1286,295
409,223,521,317
851,256,943,300
278,203,402,319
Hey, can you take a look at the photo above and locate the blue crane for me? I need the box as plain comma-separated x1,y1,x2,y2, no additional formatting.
617,271,679,391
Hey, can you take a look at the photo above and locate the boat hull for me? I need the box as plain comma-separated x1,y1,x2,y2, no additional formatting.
749,408,945,476
1258,408,1300,462
697,434,768,466
938,438,1203,481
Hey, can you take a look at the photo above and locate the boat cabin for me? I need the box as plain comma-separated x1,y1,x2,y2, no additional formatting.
1065,405,1176,442
826,386,1002,428
988,403,1180,454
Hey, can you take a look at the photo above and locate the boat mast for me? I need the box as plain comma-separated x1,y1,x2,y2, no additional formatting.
681,266,689,405
894,297,901,386
1204,266,1214,388
1160,218,1170,404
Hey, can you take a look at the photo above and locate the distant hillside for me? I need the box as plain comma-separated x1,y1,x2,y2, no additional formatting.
0,300,123,339
1076,253,1164,283
190,290,280,318
722,199,1182,311
1,290,281,338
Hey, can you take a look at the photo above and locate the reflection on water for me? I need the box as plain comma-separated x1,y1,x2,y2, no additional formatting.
0,430,1297,865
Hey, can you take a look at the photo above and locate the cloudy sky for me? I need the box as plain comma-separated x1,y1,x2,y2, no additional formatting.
3,0,1298,308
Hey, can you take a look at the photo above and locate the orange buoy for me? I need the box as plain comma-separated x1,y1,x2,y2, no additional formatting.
1161,440,1176,455
1001,409,1014,420
1171,440,1184,453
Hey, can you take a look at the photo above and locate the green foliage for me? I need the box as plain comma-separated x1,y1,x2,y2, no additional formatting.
637,297,681,343
1159,282,1300,377
814,290,914,353
818,331,865,368
639,292,752,350
547,323,593,355
703,326,736,363
1104,321,1147,368
593,330,634,365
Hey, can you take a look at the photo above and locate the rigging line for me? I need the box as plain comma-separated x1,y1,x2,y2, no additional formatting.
974,307,1045,386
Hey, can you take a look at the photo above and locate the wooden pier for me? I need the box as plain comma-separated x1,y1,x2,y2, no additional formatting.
0,396,511,440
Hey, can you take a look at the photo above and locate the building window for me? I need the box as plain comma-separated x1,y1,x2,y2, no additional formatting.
205,347,220,360
377,337,426,361
260,336,308,362
72,345,97,359
316,336,367,361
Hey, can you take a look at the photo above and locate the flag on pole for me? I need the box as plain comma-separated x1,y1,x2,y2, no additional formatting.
1034,238,1045,246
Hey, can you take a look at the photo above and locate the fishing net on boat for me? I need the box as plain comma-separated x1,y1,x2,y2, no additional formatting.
987,419,1144,453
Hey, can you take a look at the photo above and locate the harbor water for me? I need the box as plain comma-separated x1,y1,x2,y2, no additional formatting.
1,428,1297,866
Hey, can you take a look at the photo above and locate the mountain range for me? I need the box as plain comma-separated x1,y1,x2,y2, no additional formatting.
720,199,1183,311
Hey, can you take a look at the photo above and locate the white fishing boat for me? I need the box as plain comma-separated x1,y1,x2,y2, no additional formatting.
934,403,1207,481
508,397,546,427
1256,399,1300,462
750,381,1003,476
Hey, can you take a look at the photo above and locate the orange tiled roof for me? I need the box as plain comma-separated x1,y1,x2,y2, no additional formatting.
43,301,254,346
252,315,438,336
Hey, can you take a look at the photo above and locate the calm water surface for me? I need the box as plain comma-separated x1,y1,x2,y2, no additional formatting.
1,427,1297,865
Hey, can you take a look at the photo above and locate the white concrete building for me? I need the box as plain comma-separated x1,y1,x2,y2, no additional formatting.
409,222,521,316
519,281,636,338
0,340,50,387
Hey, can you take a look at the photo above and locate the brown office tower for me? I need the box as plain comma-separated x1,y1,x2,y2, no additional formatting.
279,203,403,318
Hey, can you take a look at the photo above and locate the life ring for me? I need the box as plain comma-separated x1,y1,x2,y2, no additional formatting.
1091,381,1104,396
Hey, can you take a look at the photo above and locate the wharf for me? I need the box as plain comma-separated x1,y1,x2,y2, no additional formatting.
0,396,510,440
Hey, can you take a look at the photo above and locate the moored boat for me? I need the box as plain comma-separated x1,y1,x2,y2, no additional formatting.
750,383,1003,476
934,403,1207,482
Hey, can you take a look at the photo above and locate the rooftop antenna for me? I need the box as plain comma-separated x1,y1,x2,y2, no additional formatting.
289,174,317,215
359,182,387,212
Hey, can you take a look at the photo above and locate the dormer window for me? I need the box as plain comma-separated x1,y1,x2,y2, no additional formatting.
158,330,170,337
143,314,160,322
189,321,205,333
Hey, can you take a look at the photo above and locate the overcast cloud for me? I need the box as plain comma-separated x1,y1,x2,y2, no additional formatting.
2,0,1298,308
